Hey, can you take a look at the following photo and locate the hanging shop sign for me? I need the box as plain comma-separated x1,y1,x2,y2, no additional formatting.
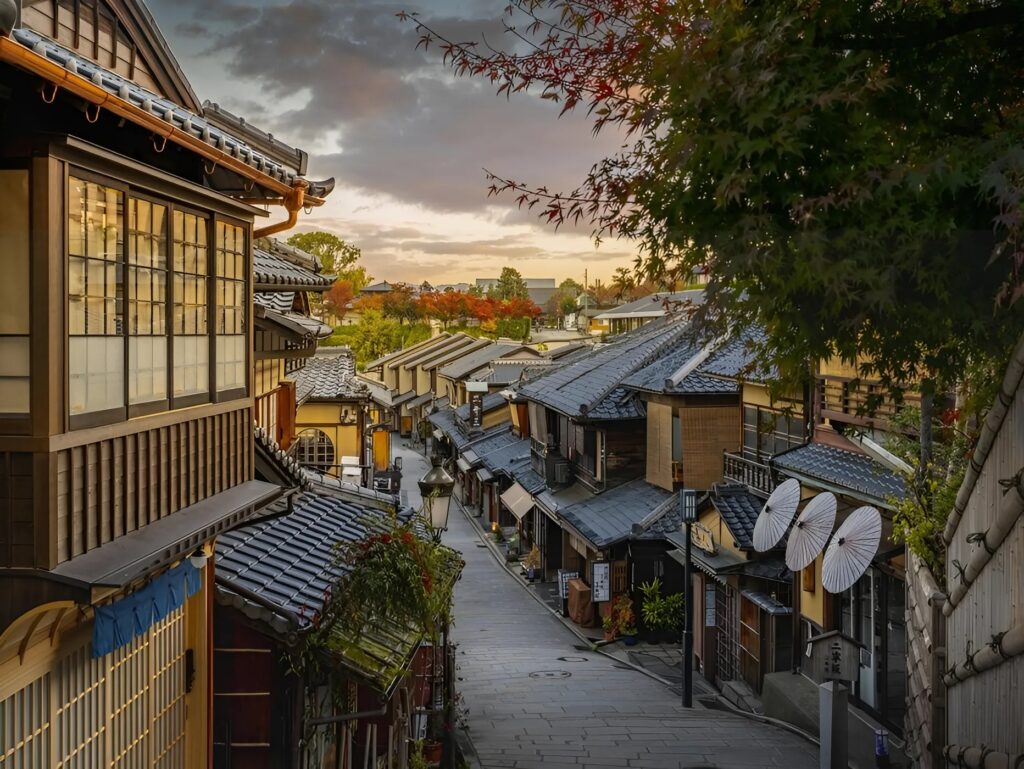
591,561,611,603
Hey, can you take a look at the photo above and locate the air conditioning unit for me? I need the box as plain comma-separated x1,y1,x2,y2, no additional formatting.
545,452,572,486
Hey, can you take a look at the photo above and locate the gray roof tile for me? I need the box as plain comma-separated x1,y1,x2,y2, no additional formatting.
254,248,333,289
11,28,326,191
216,492,408,627
517,319,689,419
595,290,704,319
558,479,675,549
771,443,907,507
293,352,365,402
700,327,775,381
438,343,523,381
704,484,764,551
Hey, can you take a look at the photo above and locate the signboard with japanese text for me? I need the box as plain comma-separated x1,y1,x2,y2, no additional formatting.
691,522,717,555
591,562,610,603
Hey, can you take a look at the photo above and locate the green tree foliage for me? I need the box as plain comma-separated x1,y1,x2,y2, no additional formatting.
492,266,529,301
352,310,403,362
406,1,1024,394
287,231,361,275
559,277,584,296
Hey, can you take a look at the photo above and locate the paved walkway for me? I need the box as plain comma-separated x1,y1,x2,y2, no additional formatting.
442,498,819,769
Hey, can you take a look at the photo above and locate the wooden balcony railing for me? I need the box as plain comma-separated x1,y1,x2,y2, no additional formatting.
817,376,920,433
722,452,776,495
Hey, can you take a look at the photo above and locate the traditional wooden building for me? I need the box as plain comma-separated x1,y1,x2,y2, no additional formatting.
291,349,370,482
0,3,330,765
213,489,459,769
252,239,333,448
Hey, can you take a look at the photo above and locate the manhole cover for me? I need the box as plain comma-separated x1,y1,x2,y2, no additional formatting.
557,656,588,662
529,670,571,679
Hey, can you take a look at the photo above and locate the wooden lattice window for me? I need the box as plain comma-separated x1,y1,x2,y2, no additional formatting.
47,606,186,768
0,673,50,767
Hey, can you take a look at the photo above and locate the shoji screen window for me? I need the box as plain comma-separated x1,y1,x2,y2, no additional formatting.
214,221,247,394
68,177,125,420
127,198,168,413
172,211,209,403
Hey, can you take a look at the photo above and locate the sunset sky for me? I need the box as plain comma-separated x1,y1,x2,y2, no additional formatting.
146,0,637,285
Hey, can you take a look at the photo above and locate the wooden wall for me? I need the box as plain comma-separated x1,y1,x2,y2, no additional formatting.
51,403,253,566
604,422,645,489
21,0,162,96
680,404,740,491
645,402,674,491
943,383,1024,754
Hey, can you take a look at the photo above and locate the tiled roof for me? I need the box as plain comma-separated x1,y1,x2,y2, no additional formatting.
257,307,332,340
699,327,775,382
254,292,296,313
454,391,507,422
364,334,451,370
478,438,532,476
215,493,458,694
509,459,546,495
254,426,311,491
595,290,704,320
558,479,675,549
438,343,523,381
302,468,399,512
771,443,907,508
705,484,764,551
471,361,546,386
517,319,689,419
427,407,471,450
216,493,402,629
465,426,519,458
403,337,488,372
622,338,740,396
293,352,365,402
9,28,331,194
254,248,333,289
545,341,591,360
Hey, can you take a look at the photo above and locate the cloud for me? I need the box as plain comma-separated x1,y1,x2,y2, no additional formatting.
148,0,639,282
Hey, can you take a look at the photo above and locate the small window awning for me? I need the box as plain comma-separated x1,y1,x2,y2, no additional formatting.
50,480,281,590
500,482,535,521
741,589,792,616
461,449,481,467
476,468,494,483
456,457,473,473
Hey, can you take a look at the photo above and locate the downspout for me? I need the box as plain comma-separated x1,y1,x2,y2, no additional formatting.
254,180,308,239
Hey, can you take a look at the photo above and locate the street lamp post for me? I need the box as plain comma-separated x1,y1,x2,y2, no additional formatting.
417,454,456,768
680,488,697,708
418,455,455,542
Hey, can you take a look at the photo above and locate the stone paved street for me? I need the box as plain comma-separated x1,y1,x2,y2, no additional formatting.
427,464,820,769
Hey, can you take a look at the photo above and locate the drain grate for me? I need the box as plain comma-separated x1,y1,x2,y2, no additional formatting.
557,656,588,663
529,670,571,679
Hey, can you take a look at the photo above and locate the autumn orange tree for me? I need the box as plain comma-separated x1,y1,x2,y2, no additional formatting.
401,1,1024,397
323,280,354,322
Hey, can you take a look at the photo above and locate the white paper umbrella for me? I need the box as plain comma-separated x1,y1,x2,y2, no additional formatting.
785,492,837,572
822,506,882,593
753,478,801,552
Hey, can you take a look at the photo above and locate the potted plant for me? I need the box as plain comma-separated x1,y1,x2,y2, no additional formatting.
409,741,428,769
523,544,541,581
602,594,637,642
422,738,443,765
622,625,639,645
640,578,674,643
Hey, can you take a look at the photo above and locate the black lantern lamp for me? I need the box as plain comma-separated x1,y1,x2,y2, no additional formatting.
418,455,455,540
